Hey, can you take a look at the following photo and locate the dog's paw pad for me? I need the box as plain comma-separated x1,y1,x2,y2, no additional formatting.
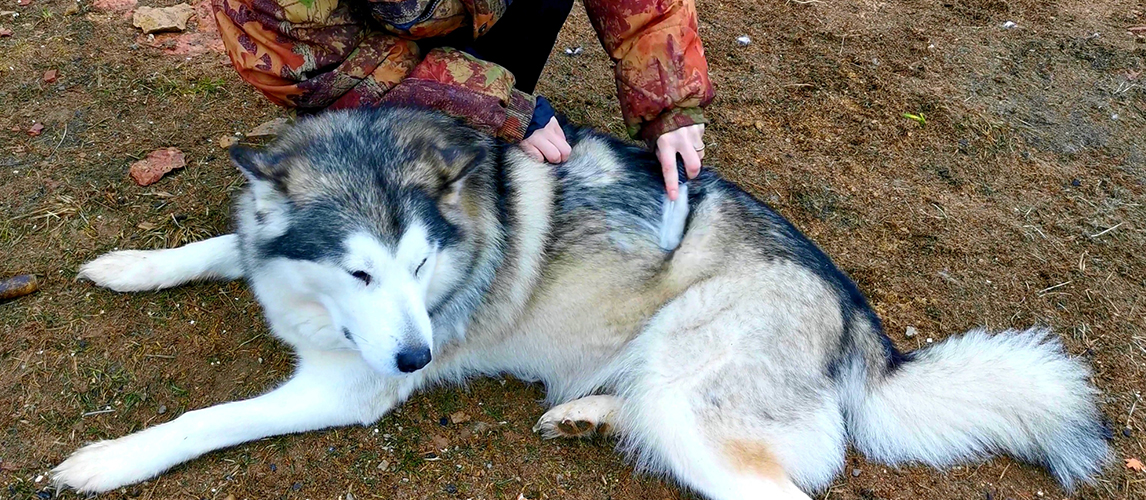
533,396,619,440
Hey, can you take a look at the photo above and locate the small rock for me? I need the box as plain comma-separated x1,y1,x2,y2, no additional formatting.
904,326,918,338
64,3,79,15
248,117,290,137
290,482,302,491
35,491,50,500
439,416,449,427
563,46,583,56
377,459,390,471
450,411,470,424
0,275,39,301
445,484,458,494
0,28,13,38
27,122,44,137
129,148,185,186
1001,21,1017,29
217,135,237,149
345,493,355,500
269,463,277,472
1071,178,1081,187
43,69,58,83
1123,427,1133,437
851,468,862,477
132,4,194,35
736,35,751,46
157,404,167,414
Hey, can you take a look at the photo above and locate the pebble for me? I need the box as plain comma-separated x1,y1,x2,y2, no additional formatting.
439,416,450,427
377,459,390,471
904,326,917,338
445,484,458,494
346,493,355,500
132,4,194,34
290,482,302,491
851,468,861,477
736,35,751,46
563,46,583,56
1123,427,1132,437
157,404,167,414
1001,21,1017,29
269,463,277,472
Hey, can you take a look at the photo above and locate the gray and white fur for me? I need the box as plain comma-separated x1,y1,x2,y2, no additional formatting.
59,107,1110,498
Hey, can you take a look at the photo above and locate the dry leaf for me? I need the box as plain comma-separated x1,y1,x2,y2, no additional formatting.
218,135,237,149
137,222,158,231
248,117,290,137
27,122,44,137
450,411,470,424
1127,457,1144,472
0,28,12,38
43,69,58,83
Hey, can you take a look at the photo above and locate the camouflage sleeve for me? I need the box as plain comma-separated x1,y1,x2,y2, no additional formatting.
212,0,422,110
582,0,715,141
212,0,533,141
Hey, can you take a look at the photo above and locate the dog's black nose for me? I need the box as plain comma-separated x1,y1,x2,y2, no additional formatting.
396,346,432,373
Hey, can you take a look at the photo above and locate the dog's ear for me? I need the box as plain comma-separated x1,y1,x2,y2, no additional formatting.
230,145,287,186
230,145,289,217
429,128,491,205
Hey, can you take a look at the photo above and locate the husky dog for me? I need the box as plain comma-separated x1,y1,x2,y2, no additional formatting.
57,107,1109,498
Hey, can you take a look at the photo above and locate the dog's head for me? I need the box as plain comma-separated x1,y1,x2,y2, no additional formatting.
230,108,497,376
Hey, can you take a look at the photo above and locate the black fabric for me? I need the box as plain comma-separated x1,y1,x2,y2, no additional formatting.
466,0,577,94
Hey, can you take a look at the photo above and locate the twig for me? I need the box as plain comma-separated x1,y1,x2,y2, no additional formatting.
1088,222,1124,238
1037,281,1072,295
46,122,68,161
82,408,115,417
1128,393,1140,428
144,354,175,359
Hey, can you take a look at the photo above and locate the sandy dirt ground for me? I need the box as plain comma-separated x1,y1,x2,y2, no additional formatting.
2,0,1144,499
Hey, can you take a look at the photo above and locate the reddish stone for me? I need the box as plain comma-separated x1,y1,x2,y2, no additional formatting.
129,148,186,186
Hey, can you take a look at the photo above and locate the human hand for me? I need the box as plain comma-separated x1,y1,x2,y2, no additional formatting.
520,117,571,163
653,124,705,201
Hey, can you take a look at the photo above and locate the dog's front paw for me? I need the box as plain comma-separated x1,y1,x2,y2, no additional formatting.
78,250,166,292
533,395,620,439
52,438,159,494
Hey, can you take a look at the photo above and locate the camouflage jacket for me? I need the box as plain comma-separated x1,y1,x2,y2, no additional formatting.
213,0,714,141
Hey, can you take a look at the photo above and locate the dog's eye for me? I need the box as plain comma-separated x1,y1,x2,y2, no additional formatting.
350,270,372,285
415,257,428,277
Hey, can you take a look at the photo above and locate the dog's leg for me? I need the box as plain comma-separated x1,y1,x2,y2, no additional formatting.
51,351,404,494
533,395,620,439
78,234,244,292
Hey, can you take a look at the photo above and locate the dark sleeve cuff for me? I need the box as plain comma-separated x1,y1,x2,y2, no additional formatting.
525,95,555,139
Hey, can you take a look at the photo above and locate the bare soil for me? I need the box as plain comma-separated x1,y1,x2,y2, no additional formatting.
2,0,1144,499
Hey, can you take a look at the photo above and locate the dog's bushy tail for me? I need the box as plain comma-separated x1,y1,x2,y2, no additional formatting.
844,327,1109,490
